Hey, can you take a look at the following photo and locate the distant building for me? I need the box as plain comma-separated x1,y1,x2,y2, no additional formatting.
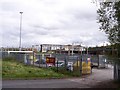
39,44,83,54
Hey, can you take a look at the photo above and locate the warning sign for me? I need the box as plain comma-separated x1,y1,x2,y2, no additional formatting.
46,57,55,65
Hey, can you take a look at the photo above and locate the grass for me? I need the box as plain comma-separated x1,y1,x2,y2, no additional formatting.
2,57,81,79
2,58,67,79
50,67,81,77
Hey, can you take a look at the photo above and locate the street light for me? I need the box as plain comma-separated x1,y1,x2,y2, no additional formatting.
19,12,23,51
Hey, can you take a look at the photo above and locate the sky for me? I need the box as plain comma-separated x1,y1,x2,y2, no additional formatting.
0,0,110,48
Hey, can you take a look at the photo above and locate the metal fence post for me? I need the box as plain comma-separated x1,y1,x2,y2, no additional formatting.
24,54,27,64
77,57,78,71
98,55,99,69
39,54,40,68
65,56,67,71
80,55,82,76
114,63,117,80
56,59,58,72
33,51,34,66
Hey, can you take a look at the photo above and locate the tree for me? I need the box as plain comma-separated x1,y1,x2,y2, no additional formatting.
97,1,120,58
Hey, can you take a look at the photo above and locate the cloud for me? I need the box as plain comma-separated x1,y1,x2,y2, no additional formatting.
1,0,109,47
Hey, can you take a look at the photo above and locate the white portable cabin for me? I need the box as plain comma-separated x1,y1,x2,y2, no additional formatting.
6,51,33,63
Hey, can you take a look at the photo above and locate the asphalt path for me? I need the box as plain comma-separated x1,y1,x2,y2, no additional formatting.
2,65,114,88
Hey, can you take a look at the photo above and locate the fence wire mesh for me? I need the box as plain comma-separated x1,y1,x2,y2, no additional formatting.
2,51,95,76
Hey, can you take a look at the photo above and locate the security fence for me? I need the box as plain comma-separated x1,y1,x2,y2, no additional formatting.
114,62,120,81
2,51,107,76
2,51,119,81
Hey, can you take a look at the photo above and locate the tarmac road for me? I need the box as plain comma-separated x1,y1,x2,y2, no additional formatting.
2,65,114,88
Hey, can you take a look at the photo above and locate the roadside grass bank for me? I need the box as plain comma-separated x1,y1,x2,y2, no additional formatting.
2,57,81,80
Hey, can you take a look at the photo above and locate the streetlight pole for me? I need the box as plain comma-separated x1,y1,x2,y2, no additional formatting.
19,12,23,51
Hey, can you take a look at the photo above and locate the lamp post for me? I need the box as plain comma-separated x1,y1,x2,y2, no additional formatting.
19,12,23,51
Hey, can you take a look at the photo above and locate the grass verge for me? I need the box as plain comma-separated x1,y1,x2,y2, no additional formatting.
2,57,81,79
2,58,67,79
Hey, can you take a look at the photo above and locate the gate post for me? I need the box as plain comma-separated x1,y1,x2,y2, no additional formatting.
80,55,82,76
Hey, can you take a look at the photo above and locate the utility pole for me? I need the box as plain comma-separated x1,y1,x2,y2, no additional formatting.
19,12,23,51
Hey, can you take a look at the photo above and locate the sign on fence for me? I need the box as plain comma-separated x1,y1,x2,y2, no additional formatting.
46,57,55,65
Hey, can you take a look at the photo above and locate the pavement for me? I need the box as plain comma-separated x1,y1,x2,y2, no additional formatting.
2,64,116,88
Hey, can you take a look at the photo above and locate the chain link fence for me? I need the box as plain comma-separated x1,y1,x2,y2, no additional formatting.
2,51,94,76
2,50,120,81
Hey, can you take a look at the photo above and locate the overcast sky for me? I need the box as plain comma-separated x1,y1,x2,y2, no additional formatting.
0,0,109,48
